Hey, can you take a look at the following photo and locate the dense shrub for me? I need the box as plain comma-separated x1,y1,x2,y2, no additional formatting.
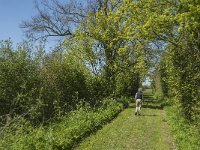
0,40,109,123
0,41,41,121
159,43,200,125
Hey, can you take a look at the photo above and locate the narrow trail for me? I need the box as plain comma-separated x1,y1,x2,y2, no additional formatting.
75,91,176,150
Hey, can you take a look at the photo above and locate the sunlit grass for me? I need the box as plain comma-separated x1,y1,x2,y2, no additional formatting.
75,92,175,150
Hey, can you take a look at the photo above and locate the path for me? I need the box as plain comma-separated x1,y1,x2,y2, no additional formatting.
75,91,176,150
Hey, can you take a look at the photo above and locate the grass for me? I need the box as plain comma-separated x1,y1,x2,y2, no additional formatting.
165,106,200,150
75,92,176,150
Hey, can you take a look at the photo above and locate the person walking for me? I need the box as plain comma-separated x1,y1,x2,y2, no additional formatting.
135,88,143,115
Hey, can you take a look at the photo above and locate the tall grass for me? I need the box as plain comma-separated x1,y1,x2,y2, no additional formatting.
165,106,200,150
0,97,130,150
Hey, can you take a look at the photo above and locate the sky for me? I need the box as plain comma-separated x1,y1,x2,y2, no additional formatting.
0,0,37,46
0,0,88,50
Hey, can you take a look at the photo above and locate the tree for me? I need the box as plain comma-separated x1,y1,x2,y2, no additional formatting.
20,0,87,41
63,0,150,97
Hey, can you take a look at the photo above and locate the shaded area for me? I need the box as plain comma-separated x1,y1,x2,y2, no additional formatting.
140,114,157,117
142,104,163,110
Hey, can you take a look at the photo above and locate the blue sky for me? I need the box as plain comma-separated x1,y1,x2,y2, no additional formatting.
0,0,36,46
0,0,87,49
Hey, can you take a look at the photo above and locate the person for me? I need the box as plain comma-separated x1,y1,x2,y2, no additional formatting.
135,88,143,115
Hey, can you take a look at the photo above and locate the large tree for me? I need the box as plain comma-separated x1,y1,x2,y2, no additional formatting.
20,0,118,41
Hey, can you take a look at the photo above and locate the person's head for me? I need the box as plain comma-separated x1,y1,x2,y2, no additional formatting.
138,88,142,92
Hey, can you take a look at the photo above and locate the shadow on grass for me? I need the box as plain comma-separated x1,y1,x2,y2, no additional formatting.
129,104,163,110
140,114,157,117
143,100,160,104
64,109,123,150
142,104,163,110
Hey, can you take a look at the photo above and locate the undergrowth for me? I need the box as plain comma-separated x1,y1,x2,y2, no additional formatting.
165,106,200,150
0,97,130,150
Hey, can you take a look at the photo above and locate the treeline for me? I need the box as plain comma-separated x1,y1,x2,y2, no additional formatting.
150,0,200,126
149,0,200,148
0,39,141,125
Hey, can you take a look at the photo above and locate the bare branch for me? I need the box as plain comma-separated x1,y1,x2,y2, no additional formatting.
20,0,87,41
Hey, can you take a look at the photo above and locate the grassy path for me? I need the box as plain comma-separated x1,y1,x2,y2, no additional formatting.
75,91,176,150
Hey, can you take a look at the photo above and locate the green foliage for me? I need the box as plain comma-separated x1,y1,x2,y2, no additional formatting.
151,70,164,101
0,40,41,119
159,34,200,124
145,0,200,125
64,0,149,96
38,52,89,120
165,106,200,150
0,98,129,150
115,71,140,97
0,40,106,123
